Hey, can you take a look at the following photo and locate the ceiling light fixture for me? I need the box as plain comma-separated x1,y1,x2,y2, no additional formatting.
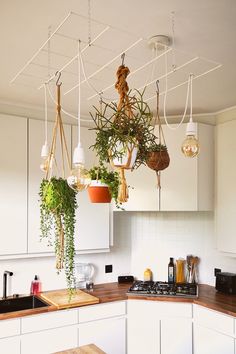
181,74,200,158
67,41,91,192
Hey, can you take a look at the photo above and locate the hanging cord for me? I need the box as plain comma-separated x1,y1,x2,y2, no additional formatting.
163,50,191,130
171,11,177,71
88,0,91,46
47,26,52,78
189,73,193,122
43,84,48,145
77,40,81,144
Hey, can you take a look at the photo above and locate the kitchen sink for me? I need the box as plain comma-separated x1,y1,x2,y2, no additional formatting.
0,295,50,314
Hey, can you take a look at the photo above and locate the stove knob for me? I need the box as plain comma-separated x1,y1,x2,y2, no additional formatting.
163,290,168,295
156,290,162,295
169,291,176,295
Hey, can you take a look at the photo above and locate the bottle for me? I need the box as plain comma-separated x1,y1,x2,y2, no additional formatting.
168,258,175,283
144,268,152,281
30,275,42,295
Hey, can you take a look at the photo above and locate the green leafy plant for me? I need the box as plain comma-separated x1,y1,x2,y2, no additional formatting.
88,165,122,209
90,90,159,169
147,143,168,152
39,177,77,297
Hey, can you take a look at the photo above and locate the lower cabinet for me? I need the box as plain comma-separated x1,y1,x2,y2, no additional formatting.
127,300,192,354
0,337,21,354
193,304,235,354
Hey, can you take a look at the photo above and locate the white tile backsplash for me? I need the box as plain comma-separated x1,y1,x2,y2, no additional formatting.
0,210,236,296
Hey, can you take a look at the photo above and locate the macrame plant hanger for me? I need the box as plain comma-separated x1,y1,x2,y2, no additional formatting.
111,53,137,203
146,80,170,189
45,71,72,270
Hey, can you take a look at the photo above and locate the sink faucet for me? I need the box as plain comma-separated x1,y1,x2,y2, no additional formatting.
3,271,13,299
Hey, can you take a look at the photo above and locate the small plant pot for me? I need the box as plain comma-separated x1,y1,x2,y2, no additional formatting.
88,180,112,203
146,150,170,171
110,141,138,169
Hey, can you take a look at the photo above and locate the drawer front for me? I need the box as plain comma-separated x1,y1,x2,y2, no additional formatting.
79,301,126,323
21,309,78,333
193,304,234,336
21,326,77,354
0,318,20,338
155,302,192,318
0,336,20,354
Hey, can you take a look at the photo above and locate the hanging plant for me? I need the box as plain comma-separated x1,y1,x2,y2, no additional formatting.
90,59,159,203
88,165,122,209
39,177,77,295
146,82,170,187
39,75,77,297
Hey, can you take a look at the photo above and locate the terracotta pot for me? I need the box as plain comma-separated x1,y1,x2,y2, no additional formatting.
146,150,170,171
88,181,112,203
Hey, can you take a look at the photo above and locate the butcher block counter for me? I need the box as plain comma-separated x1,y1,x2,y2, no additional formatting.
1,282,236,319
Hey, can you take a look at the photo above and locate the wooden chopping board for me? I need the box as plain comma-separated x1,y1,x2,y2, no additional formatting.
54,344,106,354
40,289,99,309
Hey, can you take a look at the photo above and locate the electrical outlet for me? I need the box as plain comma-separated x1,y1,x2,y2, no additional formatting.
214,268,221,276
105,264,113,273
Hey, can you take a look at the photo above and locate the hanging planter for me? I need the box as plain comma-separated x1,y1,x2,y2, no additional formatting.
90,56,159,203
39,75,77,298
87,165,122,208
146,82,170,188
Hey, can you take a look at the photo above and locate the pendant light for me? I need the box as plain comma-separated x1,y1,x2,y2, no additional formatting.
181,74,200,158
40,84,49,172
67,41,91,192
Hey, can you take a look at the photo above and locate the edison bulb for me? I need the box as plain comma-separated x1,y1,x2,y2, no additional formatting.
67,164,91,192
181,135,200,158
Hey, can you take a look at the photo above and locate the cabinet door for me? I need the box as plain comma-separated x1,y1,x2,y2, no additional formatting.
216,120,236,253
72,126,110,251
21,325,77,354
79,317,126,354
0,336,20,354
28,119,71,253
194,324,234,354
0,115,27,255
127,300,160,354
161,318,192,354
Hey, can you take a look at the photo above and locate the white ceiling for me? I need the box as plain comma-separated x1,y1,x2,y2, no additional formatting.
1,0,236,123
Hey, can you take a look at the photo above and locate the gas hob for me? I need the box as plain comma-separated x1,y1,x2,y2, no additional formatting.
127,281,198,298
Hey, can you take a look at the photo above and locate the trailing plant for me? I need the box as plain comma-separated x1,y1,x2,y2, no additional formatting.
88,165,122,209
90,90,159,169
39,177,77,297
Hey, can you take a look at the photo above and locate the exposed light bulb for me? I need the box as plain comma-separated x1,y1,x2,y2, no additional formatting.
181,121,200,158
67,164,91,192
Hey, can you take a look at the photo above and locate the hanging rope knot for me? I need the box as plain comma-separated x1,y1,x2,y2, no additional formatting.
115,65,130,111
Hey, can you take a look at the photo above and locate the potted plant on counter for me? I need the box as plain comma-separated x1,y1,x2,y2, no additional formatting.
88,165,122,208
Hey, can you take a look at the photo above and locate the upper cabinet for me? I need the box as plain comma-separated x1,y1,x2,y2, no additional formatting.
216,120,236,254
121,123,214,211
0,115,27,255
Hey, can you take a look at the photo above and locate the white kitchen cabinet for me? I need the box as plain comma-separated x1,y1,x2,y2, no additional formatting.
78,301,126,354
193,304,234,354
79,317,126,354
28,118,71,254
21,325,78,354
72,125,110,251
0,114,27,255
161,318,192,354
216,120,236,253
127,300,192,354
122,123,214,211
0,336,20,354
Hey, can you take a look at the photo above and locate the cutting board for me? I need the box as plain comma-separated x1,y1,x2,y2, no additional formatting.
40,289,99,309
54,344,106,354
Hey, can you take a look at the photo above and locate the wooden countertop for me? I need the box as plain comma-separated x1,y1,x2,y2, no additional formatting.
1,282,236,320
54,343,105,354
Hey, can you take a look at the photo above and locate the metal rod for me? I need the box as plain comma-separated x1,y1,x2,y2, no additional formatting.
38,26,110,90
87,46,172,101
10,12,73,84
146,63,222,102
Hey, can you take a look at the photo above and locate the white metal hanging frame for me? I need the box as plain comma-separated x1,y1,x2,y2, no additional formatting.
10,10,222,121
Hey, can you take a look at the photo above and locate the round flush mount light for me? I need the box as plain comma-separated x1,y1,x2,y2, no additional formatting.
148,35,171,51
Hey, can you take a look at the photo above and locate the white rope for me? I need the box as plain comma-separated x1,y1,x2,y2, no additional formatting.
171,11,177,71
77,41,81,143
43,84,48,143
163,51,191,130
190,73,193,122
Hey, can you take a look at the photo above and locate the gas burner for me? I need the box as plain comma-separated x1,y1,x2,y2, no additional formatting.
127,281,198,298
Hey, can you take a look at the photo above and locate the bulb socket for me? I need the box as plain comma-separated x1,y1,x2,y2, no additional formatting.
186,121,197,136
73,143,85,165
